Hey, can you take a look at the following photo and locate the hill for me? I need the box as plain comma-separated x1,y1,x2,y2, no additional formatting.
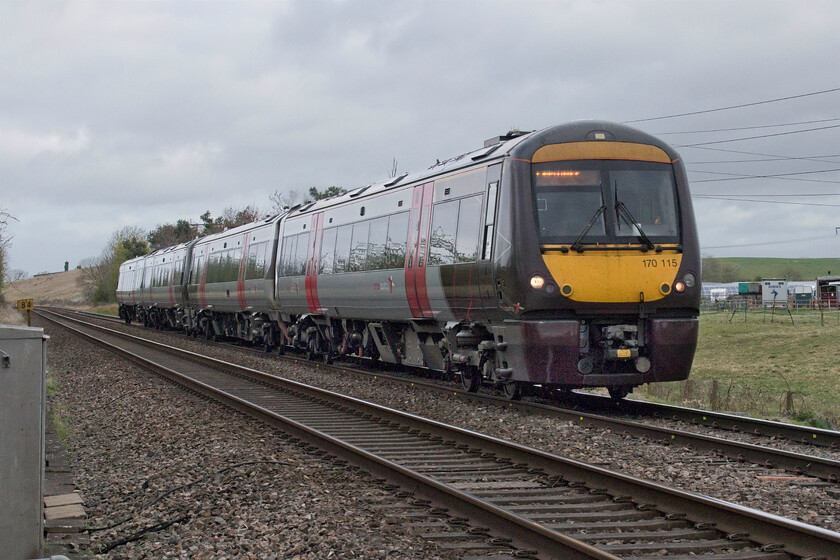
2,269,87,307
703,257,839,283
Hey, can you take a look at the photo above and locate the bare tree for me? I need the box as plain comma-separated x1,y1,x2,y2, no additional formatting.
269,189,305,213
0,207,18,301
77,226,149,304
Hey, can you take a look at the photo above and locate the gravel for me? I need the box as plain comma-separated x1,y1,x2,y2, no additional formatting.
44,314,840,558
44,321,459,559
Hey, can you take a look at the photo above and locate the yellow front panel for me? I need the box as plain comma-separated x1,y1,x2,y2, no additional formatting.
532,142,672,164
542,248,682,303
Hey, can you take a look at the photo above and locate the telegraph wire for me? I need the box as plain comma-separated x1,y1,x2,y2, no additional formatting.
692,193,840,197
701,234,837,250
685,145,840,164
655,117,840,135
689,153,840,165
624,87,840,123
676,123,840,147
690,167,840,184
692,195,840,207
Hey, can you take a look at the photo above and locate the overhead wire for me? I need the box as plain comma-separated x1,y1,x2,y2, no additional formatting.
655,117,840,135
701,235,838,250
689,167,840,183
692,196,840,207
688,154,840,165
624,87,840,123
677,123,840,147
684,145,840,164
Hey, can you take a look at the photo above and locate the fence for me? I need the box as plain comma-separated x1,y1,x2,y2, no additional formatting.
701,299,840,326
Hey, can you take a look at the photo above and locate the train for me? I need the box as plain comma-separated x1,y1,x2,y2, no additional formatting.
117,120,701,400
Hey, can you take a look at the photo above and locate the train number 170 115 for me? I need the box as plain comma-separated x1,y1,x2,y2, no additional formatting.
642,258,678,268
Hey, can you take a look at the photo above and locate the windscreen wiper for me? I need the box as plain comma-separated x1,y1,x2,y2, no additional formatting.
615,200,658,252
570,204,607,252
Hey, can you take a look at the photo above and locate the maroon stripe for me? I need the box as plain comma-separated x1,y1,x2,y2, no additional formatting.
405,185,424,317
238,233,249,309
416,182,434,318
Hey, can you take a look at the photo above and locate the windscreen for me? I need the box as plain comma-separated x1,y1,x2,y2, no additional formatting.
533,160,679,245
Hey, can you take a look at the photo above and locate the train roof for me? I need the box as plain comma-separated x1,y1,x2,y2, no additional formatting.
286,120,678,218
191,213,285,247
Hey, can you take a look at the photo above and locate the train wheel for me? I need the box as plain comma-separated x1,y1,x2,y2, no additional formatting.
276,342,286,356
503,381,522,401
459,368,481,393
608,385,631,400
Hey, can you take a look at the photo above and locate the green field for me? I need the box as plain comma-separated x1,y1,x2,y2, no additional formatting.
703,257,839,282
637,309,840,428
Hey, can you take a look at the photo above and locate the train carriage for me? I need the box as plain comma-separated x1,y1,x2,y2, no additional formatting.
117,120,701,400
116,242,193,328
187,215,283,343
116,254,145,323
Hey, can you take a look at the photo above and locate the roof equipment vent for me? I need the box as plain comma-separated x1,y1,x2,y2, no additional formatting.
483,129,530,148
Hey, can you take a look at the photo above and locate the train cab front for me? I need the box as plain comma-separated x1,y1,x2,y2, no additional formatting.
494,122,701,396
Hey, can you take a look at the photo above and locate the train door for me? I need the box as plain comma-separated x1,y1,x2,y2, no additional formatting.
405,182,434,318
304,212,325,314
236,232,251,309
479,164,502,313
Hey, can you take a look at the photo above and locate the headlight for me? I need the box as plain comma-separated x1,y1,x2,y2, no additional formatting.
684,273,696,288
530,275,545,289
675,281,686,293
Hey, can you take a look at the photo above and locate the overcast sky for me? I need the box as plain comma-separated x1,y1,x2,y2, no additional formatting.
2,0,838,276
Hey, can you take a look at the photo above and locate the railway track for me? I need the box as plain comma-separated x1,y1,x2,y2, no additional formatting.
52,308,840,483
39,308,840,559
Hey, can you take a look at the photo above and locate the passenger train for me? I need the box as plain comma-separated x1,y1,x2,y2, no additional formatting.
117,121,701,400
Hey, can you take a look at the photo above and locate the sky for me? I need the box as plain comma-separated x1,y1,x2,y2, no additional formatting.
1,0,839,276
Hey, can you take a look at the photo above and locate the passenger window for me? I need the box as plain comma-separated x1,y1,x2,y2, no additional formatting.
280,236,296,277
455,194,482,263
320,228,337,274
293,232,310,276
349,221,370,272
385,212,409,269
482,181,498,260
333,224,352,273
367,217,389,270
428,199,459,265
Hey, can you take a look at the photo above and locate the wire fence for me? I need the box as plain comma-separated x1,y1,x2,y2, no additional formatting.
700,300,840,326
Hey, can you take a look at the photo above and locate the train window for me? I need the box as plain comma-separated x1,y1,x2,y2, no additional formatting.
245,243,267,280
612,169,678,238
333,225,353,273
226,250,236,281
482,181,498,260
320,228,337,274
385,212,410,269
367,217,389,270
279,236,296,277
455,194,482,263
349,221,370,272
428,199,459,265
293,233,310,276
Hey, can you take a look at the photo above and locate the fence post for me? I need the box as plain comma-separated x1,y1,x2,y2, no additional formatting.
681,379,694,401
710,379,720,410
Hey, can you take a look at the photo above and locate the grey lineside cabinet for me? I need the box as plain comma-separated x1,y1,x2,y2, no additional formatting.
0,325,48,559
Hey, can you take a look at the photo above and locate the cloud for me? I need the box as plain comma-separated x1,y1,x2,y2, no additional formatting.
1,0,839,274
0,128,90,162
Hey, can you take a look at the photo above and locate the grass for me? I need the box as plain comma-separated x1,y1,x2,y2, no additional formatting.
712,257,839,281
637,309,840,428
89,303,118,316
46,373,72,441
